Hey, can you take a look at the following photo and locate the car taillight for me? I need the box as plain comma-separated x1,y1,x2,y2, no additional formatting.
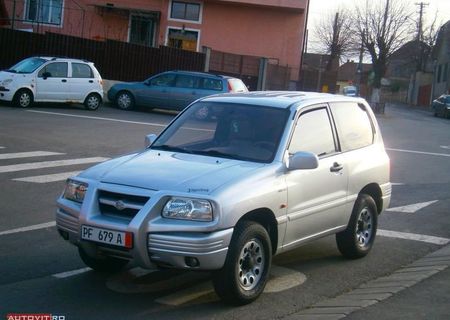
227,81,233,92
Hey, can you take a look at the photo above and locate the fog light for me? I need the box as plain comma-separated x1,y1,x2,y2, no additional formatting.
185,256,199,267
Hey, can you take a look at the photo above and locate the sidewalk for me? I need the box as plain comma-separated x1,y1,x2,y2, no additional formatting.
284,243,450,320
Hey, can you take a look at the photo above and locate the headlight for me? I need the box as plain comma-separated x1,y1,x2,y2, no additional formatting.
63,179,88,203
162,197,213,221
1,79,13,86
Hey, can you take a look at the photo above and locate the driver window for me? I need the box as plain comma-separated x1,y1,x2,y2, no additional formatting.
150,74,176,87
289,107,336,157
38,62,68,78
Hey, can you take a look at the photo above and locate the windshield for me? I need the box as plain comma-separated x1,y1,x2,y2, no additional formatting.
152,102,289,163
6,57,47,74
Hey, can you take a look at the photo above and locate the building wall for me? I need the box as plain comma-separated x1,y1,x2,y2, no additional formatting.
4,0,307,81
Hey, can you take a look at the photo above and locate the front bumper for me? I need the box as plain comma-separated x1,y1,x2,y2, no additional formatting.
0,87,14,102
56,182,232,271
380,182,392,212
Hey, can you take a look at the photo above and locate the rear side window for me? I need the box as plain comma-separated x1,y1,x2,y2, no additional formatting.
200,78,223,91
38,62,68,78
228,79,248,92
72,63,93,78
289,107,336,157
330,102,374,152
174,75,195,88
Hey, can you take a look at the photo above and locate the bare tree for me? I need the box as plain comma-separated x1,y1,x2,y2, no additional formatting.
314,8,355,70
353,0,413,88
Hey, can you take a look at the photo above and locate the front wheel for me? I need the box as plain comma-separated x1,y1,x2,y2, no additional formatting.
78,247,128,272
13,89,33,108
84,93,102,111
212,221,272,305
116,91,135,110
336,194,378,259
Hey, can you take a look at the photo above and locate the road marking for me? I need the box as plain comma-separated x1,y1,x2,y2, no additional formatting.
386,148,450,158
155,281,213,306
378,229,450,245
265,265,307,293
0,221,56,236
386,200,438,213
441,146,450,150
13,170,82,183
0,157,109,173
26,110,212,132
27,110,168,127
0,151,64,160
0,146,5,149
391,182,404,186
52,267,92,279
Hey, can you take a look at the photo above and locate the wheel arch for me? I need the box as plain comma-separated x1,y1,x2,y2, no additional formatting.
236,208,278,255
359,183,383,214
84,91,103,103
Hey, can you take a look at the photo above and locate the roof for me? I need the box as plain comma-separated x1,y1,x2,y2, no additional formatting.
167,70,238,79
433,20,450,60
35,56,94,64
338,61,372,81
201,91,365,109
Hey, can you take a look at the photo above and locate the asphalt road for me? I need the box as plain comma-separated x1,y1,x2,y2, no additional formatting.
0,102,449,320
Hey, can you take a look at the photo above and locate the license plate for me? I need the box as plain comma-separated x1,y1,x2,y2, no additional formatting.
81,225,132,248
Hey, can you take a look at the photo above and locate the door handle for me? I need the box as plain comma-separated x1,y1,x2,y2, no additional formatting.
330,162,343,172
61,79,67,83
89,80,94,83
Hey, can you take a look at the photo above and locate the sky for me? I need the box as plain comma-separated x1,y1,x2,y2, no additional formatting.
306,0,450,55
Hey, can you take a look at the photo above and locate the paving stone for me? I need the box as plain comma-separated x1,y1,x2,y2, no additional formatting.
343,292,392,301
313,298,378,308
360,280,416,288
284,314,346,320
297,307,360,315
396,265,447,273
349,287,404,295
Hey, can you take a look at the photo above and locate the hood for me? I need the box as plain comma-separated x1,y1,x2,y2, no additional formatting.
0,70,29,81
82,150,264,194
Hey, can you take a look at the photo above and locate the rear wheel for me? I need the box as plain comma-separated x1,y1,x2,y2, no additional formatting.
78,247,128,272
13,89,33,108
84,93,101,110
212,221,272,305
116,91,135,110
336,194,378,259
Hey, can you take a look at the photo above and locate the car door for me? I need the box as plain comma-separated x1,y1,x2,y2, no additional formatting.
35,62,69,102
137,73,176,109
283,105,348,249
170,74,200,110
68,62,96,102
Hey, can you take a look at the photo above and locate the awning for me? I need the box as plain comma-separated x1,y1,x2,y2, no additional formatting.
91,3,160,19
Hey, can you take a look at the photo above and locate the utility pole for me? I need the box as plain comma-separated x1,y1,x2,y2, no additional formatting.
357,29,365,97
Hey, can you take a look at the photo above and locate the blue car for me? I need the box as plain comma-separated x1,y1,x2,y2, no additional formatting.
107,70,248,117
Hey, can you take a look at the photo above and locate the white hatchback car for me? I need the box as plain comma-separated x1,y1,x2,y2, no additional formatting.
0,57,103,110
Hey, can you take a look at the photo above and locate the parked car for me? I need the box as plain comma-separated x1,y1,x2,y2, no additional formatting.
56,92,391,305
343,85,358,97
0,57,103,110
107,70,248,118
431,94,450,118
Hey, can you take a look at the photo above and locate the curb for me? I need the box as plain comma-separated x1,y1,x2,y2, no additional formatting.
283,244,450,320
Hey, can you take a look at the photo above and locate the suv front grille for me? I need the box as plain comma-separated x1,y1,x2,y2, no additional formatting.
98,190,149,219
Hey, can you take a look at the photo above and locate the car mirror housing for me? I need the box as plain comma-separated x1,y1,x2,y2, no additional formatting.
287,151,319,171
145,134,157,148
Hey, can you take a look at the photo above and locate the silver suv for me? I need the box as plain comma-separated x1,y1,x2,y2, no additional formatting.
56,92,391,304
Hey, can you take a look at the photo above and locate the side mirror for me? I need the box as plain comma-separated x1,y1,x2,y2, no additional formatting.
145,134,157,148
287,151,319,171
42,72,51,79
144,80,151,86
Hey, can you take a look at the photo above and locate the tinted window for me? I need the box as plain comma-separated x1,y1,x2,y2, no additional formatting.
174,75,195,88
72,63,93,78
38,62,68,78
330,102,374,152
200,78,223,91
150,74,176,87
289,108,336,157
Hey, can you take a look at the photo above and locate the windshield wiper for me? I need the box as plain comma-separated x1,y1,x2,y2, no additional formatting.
151,144,192,153
193,149,241,160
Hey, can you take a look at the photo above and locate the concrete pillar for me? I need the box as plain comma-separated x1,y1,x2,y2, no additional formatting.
202,46,211,73
257,57,268,91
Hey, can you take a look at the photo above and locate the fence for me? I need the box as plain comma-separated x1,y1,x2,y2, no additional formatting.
0,28,205,82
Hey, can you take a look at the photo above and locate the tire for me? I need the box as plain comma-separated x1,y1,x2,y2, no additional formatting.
84,93,101,111
212,221,272,305
336,194,378,259
78,247,128,272
13,89,33,108
115,91,135,110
